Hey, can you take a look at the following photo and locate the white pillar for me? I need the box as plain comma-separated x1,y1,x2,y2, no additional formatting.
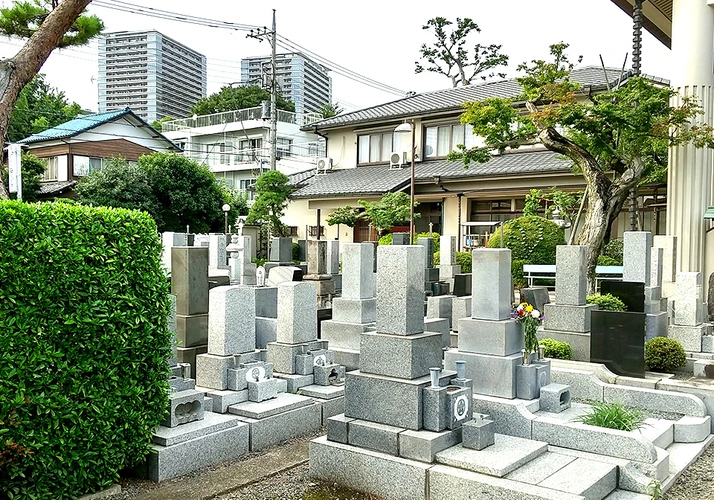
667,0,714,277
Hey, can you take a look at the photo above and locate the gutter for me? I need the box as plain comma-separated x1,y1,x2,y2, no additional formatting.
313,127,328,156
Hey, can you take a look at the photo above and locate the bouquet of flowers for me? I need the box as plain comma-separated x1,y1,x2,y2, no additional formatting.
512,302,543,355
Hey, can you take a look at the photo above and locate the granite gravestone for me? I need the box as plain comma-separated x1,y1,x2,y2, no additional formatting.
601,281,646,313
590,310,646,378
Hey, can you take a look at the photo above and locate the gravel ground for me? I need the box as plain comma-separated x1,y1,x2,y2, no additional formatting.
665,444,714,500
218,463,382,500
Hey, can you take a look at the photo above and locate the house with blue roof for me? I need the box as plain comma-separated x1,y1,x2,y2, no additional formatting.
282,67,668,247
19,108,180,197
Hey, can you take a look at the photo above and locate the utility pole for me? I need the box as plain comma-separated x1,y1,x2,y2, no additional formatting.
247,9,278,171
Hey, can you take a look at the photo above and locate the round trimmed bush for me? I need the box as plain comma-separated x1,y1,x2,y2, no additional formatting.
378,233,392,245
487,216,565,265
456,252,472,273
586,293,627,312
540,338,573,360
645,337,687,372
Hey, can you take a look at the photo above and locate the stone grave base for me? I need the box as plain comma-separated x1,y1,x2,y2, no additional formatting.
669,324,708,352
328,347,360,372
298,383,345,425
444,350,520,399
537,328,591,362
228,392,322,451
148,412,249,482
645,311,668,341
320,320,375,352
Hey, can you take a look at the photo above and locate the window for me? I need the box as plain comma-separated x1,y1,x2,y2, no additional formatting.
424,123,479,158
43,157,58,181
357,132,394,164
238,139,262,162
73,156,103,177
277,138,292,158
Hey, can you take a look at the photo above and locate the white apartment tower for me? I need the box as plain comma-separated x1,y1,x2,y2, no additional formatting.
98,30,207,122
240,52,332,115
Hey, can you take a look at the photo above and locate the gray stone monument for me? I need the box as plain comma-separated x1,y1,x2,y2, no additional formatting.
304,239,335,307
669,272,709,352
418,236,448,296
538,245,597,361
161,232,188,274
265,237,294,274
321,243,377,370
208,233,230,277
171,246,209,374
653,235,677,299
326,239,342,293
438,234,461,292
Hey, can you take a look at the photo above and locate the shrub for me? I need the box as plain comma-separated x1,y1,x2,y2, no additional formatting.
487,216,565,265
456,252,472,273
600,239,624,265
576,401,646,431
645,337,687,372
597,255,620,266
414,232,440,252
292,241,300,261
0,201,172,499
512,258,528,289
378,233,393,245
540,338,573,360
586,293,627,312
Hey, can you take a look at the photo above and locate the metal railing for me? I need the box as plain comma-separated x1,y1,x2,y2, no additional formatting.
185,143,325,167
162,107,323,132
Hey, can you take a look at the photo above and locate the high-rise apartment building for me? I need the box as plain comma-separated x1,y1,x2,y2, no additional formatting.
240,53,331,115
98,30,207,122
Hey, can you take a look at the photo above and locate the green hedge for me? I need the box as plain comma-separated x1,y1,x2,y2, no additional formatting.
645,337,687,372
586,293,627,312
540,338,573,360
0,201,172,499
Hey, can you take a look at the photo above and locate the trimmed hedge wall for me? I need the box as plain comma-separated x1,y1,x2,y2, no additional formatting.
0,201,172,499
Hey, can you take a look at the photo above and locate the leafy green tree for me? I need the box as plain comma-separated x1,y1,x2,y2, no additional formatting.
246,170,292,236
8,73,83,141
75,157,163,226
150,115,177,133
326,205,360,228
451,42,714,289
226,189,250,226
358,192,419,237
0,0,104,199
192,85,295,116
318,102,344,119
523,187,583,225
415,17,508,87
1,151,45,202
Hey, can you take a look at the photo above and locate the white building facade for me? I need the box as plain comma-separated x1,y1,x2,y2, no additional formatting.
161,107,324,202
98,30,207,122
240,53,332,115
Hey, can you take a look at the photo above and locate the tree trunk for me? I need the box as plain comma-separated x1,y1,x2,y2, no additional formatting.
0,0,93,199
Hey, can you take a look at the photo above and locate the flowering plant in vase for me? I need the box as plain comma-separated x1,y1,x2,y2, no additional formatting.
512,302,543,356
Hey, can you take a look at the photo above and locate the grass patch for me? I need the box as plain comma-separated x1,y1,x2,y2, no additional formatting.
576,401,646,431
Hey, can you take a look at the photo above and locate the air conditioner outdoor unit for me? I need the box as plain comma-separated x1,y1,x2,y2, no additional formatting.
390,151,407,169
316,157,333,174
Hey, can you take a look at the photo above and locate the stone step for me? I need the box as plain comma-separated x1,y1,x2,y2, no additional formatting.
537,457,617,500
693,358,714,378
639,418,673,449
603,491,651,500
661,435,714,493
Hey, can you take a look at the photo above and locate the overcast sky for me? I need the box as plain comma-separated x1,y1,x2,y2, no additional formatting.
0,0,672,114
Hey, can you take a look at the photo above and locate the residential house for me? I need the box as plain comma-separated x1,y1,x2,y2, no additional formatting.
161,107,325,203
285,66,668,248
19,108,180,198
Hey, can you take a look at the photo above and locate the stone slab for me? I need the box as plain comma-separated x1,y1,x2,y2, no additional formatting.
348,419,405,456
435,434,548,477
472,249,512,320
668,324,707,352
543,303,597,333
171,246,209,316
398,428,462,464
228,392,313,419
471,394,539,439
147,421,249,482
195,354,235,391
674,415,711,443
309,436,431,500
255,317,277,349
555,245,589,306
458,317,524,356
537,457,617,499
505,451,576,484
623,232,652,285
299,384,345,400
444,350,521,399
425,317,451,348
360,331,443,380
152,411,243,447
429,464,584,500
253,286,278,318
238,399,321,451
451,296,471,332
208,285,256,356
344,370,454,430
320,321,375,351
198,388,249,413
538,328,591,361
426,295,455,327
603,385,707,417
341,242,376,299
327,414,354,444
277,281,318,344
331,297,376,324
275,372,315,393
318,396,345,426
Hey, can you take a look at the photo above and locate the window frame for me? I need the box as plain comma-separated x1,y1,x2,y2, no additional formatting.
356,131,395,165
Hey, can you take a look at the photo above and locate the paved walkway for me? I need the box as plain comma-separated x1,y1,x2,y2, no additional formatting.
135,438,310,500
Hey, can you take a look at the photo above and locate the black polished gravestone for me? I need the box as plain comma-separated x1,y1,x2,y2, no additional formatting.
453,274,472,297
600,281,645,313
590,309,646,378
520,287,551,312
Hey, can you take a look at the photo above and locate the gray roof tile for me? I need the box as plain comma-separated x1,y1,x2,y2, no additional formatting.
303,66,661,131
289,149,573,199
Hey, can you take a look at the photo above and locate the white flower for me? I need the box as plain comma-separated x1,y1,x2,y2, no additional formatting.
517,304,524,311
531,310,541,319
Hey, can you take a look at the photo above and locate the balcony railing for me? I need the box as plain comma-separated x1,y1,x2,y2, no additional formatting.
184,142,326,167
162,107,323,132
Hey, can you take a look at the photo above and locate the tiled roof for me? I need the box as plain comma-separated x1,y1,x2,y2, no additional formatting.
303,67,667,131
289,149,574,199
19,108,181,150
38,180,77,195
